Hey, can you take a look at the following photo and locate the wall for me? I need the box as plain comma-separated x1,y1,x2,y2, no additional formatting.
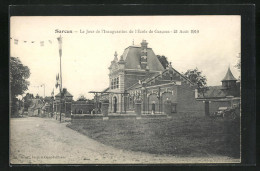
177,83,204,115
209,101,231,114
71,102,95,114
124,71,147,89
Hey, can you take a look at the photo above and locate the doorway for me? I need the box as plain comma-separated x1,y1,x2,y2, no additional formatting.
113,96,117,113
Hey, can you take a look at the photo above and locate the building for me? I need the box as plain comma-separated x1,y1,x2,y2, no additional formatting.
54,88,73,116
28,98,44,116
196,67,240,116
98,40,203,115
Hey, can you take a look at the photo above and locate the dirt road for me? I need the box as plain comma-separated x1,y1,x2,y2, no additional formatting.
10,117,240,164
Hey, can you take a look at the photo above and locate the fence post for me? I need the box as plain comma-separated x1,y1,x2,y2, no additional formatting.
135,99,142,116
101,99,109,116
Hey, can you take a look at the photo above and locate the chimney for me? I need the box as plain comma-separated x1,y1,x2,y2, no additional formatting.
141,40,148,49
140,40,148,70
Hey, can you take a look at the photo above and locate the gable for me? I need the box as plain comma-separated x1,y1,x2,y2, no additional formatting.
127,68,194,90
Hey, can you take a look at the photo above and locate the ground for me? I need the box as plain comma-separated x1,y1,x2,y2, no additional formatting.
10,117,240,164
69,115,240,158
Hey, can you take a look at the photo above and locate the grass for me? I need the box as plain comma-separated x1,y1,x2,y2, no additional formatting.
67,115,240,158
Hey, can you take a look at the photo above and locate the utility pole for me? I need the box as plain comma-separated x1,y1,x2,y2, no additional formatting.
57,35,63,123
41,84,45,98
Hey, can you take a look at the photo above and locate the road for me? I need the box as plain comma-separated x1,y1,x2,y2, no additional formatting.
10,117,240,164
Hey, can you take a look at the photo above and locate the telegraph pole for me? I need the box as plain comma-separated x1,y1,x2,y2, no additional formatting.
41,84,45,98
57,35,63,123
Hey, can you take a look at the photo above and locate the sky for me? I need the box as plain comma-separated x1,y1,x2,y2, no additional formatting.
10,16,241,99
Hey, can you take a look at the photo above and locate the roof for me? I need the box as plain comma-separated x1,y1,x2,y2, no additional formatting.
121,46,165,71
55,90,73,97
42,102,50,110
222,67,237,81
197,83,240,99
29,99,44,109
127,68,194,90
102,87,110,93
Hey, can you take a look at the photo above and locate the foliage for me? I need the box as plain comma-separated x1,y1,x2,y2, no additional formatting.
10,57,30,115
234,53,241,71
234,53,241,80
184,68,208,96
23,93,34,111
10,57,30,98
157,55,169,69
77,95,87,101
87,99,95,104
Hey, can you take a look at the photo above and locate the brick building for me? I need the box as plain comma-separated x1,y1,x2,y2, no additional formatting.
99,40,203,115
54,88,73,116
196,67,240,116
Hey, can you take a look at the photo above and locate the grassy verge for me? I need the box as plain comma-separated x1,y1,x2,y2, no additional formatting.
67,115,240,158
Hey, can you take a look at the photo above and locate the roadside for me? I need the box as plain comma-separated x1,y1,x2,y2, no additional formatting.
10,117,240,164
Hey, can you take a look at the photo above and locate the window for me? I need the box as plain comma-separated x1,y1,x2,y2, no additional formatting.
111,77,119,89
171,104,177,113
116,77,119,88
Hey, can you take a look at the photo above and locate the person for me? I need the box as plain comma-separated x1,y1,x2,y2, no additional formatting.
152,101,155,115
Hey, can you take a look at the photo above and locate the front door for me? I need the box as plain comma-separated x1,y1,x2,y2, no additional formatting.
113,97,117,113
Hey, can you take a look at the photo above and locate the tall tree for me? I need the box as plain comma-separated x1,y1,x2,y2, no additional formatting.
235,53,241,80
157,55,169,69
184,68,208,96
10,57,30,114
23,93,34,111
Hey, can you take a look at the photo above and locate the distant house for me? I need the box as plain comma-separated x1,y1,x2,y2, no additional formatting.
54,88,73,116
28,98,44,116
196,67,240,116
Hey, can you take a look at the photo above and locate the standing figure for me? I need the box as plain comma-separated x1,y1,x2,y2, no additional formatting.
152,101,156,115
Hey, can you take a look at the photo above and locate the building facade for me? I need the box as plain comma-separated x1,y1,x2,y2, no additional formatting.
54,88,73,116
196,67,240,116
100,40,203,115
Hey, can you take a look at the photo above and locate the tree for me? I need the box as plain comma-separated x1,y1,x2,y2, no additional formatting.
184,68,208,96
235,53,241,80
10,57,30,115
77,95,87,101
23,93,34,111
157,55,169,69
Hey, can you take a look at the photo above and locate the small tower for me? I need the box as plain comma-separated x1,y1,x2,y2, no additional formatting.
221,67,237,88
118,55,126,69
114,51,118,61
140,40,148,70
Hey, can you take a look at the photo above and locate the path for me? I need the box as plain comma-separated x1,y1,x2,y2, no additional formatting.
10,117,240,164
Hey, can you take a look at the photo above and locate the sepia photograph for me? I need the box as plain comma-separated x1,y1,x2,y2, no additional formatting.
10,15,241,164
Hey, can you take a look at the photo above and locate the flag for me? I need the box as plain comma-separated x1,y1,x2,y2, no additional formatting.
57,73,59,82
55,74,60,88
48,40,52,44
14,39,18,45
57,35,62,57
51,89,54,96
40,41,44,46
